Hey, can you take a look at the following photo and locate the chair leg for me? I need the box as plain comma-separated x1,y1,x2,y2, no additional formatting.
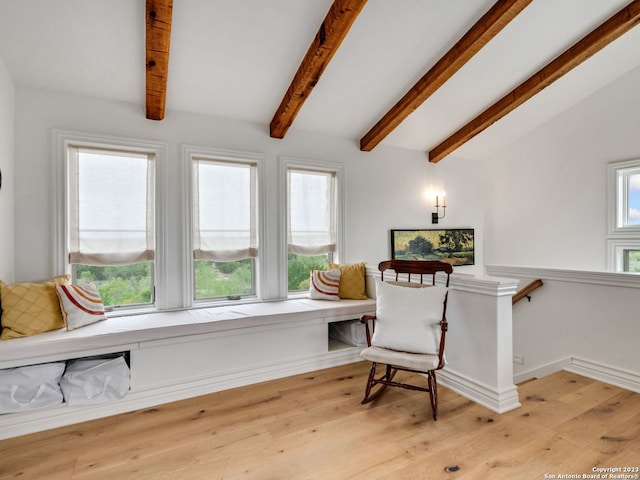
427,370,438,420
361,362,397,404
361,362,377,404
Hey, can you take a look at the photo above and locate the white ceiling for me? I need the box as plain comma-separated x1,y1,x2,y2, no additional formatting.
0,0,638,159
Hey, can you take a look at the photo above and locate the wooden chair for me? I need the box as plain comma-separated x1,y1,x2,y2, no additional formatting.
359,260,453,420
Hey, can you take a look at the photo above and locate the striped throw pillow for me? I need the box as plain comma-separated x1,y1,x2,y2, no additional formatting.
55,284,107,331
308,269,341,301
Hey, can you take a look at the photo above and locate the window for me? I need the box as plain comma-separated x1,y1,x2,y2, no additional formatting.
66,145,156,308
608,239,640,273
54,133,348,309
610,160,640,232
286,166,340,292
624,249,640,272
190,151,260,301
608,159,640,272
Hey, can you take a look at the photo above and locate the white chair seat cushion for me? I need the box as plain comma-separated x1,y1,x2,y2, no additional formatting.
360,346,440,371
371,278,447,354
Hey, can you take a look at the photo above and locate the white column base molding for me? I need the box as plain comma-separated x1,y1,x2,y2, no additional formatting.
438,368,521,414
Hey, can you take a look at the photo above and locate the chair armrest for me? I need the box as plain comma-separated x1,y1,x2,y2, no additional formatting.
359,314,376,324
360,314,376,347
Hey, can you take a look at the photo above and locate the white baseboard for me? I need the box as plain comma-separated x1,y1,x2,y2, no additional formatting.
0,348,362,440
565,356,640,393
513,357,571,384
513,356,640,394
438,368,521,414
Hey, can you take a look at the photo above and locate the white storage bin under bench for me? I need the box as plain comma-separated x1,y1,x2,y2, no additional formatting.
0,298,375,439
0,362,66,414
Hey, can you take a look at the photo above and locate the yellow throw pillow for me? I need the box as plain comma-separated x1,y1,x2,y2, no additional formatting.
0,275,71,340
328,262,368,300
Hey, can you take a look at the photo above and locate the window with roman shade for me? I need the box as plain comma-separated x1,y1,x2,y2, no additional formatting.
67,146,155,266
192,158,257,262
287,168,337,256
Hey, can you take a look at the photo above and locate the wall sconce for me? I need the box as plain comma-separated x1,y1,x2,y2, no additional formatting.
432,195,446,224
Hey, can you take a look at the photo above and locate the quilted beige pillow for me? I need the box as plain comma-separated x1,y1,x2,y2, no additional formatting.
328,262,368,300
0,275,71,340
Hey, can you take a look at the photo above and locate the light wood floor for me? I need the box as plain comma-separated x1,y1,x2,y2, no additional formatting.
1,362,639,480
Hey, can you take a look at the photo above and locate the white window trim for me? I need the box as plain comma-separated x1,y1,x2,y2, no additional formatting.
607,158,640,272
182,145,265,307
607,158,640,237
279,156,345,298
53,130,168,310
607,239,640,273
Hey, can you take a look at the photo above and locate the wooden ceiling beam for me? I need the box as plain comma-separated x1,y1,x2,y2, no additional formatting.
146,0,173,121
429,0,640,163
359,0,532,152
270,0,367,139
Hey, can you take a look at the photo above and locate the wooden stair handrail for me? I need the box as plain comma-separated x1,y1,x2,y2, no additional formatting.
512,279,543,305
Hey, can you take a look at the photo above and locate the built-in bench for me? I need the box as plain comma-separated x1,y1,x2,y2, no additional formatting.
0,298,376,439
1,270,530,440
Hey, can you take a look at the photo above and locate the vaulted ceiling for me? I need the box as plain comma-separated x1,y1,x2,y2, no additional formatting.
1,0,639,161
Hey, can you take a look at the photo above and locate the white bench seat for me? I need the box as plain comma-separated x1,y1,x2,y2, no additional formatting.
0,298,376,369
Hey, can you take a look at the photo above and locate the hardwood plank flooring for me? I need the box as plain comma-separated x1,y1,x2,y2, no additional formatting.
1,362,639,479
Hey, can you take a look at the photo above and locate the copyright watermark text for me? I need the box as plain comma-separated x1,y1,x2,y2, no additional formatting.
543,467,640,479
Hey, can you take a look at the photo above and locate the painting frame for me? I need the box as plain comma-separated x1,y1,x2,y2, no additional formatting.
390,228,475,266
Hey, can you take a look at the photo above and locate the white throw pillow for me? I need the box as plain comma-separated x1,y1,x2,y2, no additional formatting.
371,278,447,354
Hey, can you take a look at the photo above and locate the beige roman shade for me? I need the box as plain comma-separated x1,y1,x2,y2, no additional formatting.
67,146,155,266
192,158,257,262
287,168,336,256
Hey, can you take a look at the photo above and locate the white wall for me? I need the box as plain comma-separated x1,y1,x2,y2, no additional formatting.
13,86,483,298
486,265,640,391
482,66,640,390
6,63,640,414
514,278,640,378
0,56,14,282
484,65,640,270
12,64,639,387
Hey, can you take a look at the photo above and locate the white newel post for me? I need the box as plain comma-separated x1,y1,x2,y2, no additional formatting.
438,273,521,414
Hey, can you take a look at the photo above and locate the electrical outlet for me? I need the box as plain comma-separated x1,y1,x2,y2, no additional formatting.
513,355,524,365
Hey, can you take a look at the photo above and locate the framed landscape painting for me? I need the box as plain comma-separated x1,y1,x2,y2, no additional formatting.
390,229,474,266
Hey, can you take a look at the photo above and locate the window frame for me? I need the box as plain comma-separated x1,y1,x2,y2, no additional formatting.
608,158,640,236
280,156,345,297
607,239,640,273
607,158,640,272
53,130,168,312
183,145,265,306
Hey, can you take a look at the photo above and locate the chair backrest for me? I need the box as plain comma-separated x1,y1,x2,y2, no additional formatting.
378,260,453,287
377,260,453,367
